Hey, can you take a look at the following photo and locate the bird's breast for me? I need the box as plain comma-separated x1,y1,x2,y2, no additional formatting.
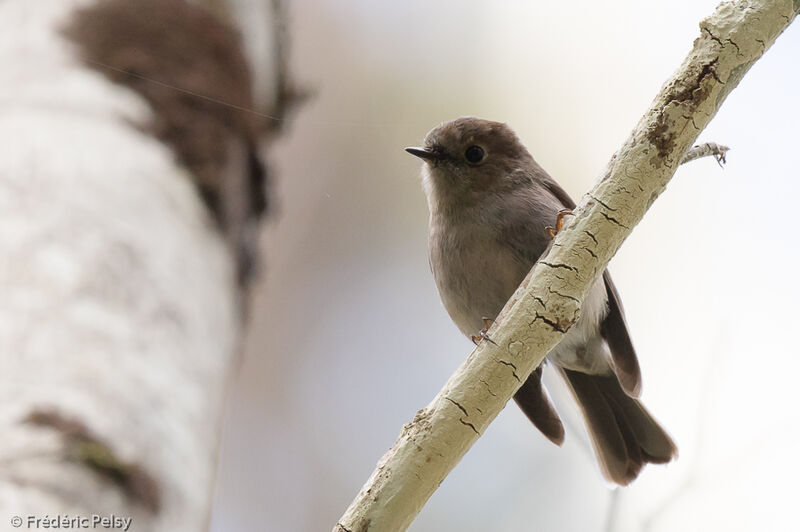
428,217,529,337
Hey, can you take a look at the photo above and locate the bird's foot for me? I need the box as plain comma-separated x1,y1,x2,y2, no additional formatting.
545,209,573,239
471,317,498,346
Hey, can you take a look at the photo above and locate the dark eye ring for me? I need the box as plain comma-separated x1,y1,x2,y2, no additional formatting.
464,145,485,164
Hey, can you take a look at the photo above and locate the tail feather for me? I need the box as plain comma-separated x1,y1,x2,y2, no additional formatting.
559,368,676,485
610,388,677,464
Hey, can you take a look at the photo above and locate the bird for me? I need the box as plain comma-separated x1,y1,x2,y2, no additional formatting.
406,116,676,485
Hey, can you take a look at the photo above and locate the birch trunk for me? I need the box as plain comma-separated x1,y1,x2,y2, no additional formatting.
0,0,286,529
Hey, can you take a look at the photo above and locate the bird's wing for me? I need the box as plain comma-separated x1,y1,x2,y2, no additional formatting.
540,174,577,210
600,271,642,396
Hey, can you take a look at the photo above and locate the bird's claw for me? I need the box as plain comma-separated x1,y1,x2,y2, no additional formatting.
471,317,498,346
545,209,573,239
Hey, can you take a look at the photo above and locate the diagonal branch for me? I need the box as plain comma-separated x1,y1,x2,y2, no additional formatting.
335,1,798,531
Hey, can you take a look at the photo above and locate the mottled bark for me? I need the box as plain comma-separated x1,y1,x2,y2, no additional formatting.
0,0,294,529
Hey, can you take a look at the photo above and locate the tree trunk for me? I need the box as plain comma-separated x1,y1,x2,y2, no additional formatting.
0,0,296,529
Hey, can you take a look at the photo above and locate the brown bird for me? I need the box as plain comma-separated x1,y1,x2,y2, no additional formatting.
407,117,677,485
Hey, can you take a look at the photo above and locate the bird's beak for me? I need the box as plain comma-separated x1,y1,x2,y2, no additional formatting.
405,146,438,161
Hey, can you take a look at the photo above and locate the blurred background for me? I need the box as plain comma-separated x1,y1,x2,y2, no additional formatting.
211,1,800,531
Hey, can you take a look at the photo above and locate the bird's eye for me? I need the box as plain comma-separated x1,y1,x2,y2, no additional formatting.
464,145,485,164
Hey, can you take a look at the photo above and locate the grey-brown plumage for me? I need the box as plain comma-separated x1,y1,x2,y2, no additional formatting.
407,117,676,485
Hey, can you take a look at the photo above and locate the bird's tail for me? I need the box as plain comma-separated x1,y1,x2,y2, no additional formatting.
559,368,677,485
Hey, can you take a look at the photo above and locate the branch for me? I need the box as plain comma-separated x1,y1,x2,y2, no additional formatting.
335,1,797,531
265,0,307,135
681,142,730,166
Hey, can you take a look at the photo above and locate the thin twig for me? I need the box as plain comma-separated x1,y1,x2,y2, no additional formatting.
681,142,730,167
264,0,307,137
